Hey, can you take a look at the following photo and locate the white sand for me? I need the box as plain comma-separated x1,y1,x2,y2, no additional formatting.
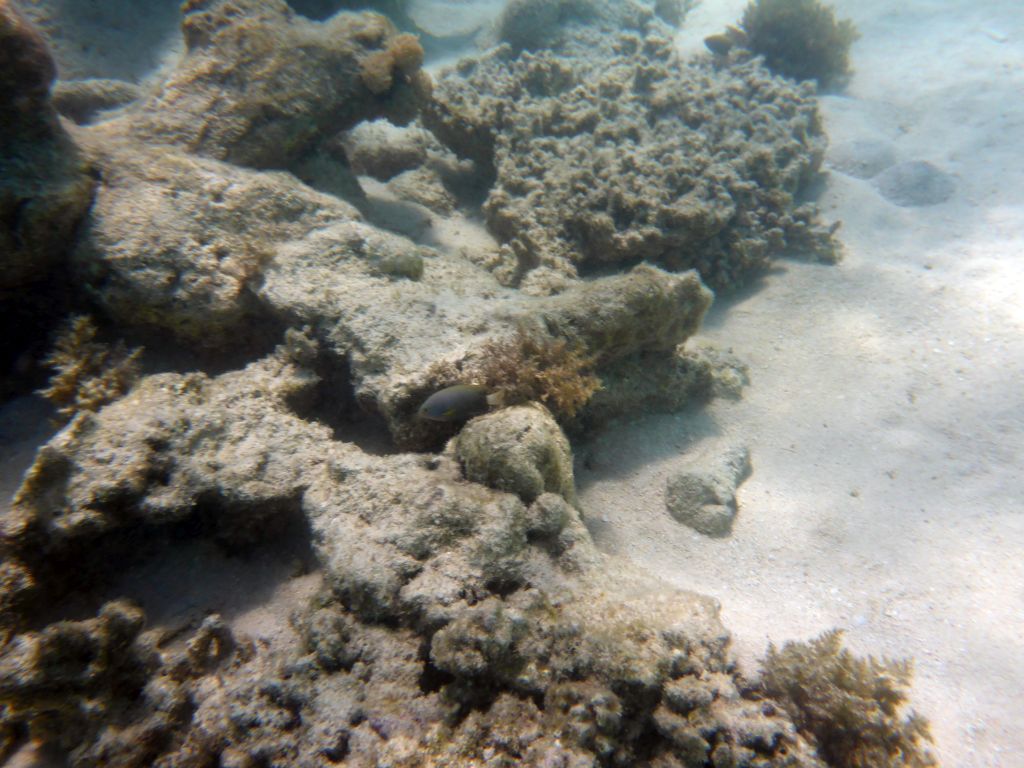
580,2,1024,766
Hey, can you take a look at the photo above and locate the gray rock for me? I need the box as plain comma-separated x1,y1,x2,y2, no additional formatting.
343,120,432,181
873,160,956,207
665,445,752,537
388,166,457,214
455,405,576,505
70,139,355,346
0,334,333,617
536,264,712,363
262,233,712,446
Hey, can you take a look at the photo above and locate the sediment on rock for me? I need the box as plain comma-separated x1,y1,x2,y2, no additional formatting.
0,336,332,623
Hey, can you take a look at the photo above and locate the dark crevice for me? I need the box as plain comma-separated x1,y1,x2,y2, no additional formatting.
16,493,316,633
320,730,350,763
484,576,524,598
123,311,288,379
629,715,665,763
417,639,455,695
282,349,399,455
443,679,505,726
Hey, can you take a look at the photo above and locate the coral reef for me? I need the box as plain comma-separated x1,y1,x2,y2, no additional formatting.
37,315,142,425
0,1,937,765
0,598,329,767
359,32,424,95
761,630,938,768
0,600,159,753
0,335,329,622
69,137,355,347
665,444,752,537
426,36,839,292
2,339,828,766
263,227,711,447
740,0,859,89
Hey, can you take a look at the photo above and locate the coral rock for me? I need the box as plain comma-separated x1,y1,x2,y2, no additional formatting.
1,340,332,621
115,0,430,169
70,138,356,346
665,445,752,537
427,39,838,290
456,405,577,505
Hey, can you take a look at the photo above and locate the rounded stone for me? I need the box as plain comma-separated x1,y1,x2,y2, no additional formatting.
455,405,576,505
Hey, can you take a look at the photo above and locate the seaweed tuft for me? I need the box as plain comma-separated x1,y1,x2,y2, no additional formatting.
760,629,938,768
471,327,602,421
741,0,858,89
37,315,142,424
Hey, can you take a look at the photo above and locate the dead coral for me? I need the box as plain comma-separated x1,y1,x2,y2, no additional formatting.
741,0,859,89
0,601,158,753
427,39,838,291
760,629,938,768
471,326,602,421
38,315,142,425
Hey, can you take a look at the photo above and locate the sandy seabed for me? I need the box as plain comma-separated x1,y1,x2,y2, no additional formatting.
580,1,1024,766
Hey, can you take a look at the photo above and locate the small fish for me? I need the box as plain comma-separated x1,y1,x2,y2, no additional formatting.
703,33,734,56
704,25,748,56
418,384,494,422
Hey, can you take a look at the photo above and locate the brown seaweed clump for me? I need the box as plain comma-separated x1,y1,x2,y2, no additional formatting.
360,32,426,95
471,327,602,421
760,629,938,768
741,0,859,89
37,315,142,424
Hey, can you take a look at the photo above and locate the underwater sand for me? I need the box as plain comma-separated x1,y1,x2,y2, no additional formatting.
582,1,1024,766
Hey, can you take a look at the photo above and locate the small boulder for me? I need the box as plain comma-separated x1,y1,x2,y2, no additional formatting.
456,405,576,505
665,445,751,537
